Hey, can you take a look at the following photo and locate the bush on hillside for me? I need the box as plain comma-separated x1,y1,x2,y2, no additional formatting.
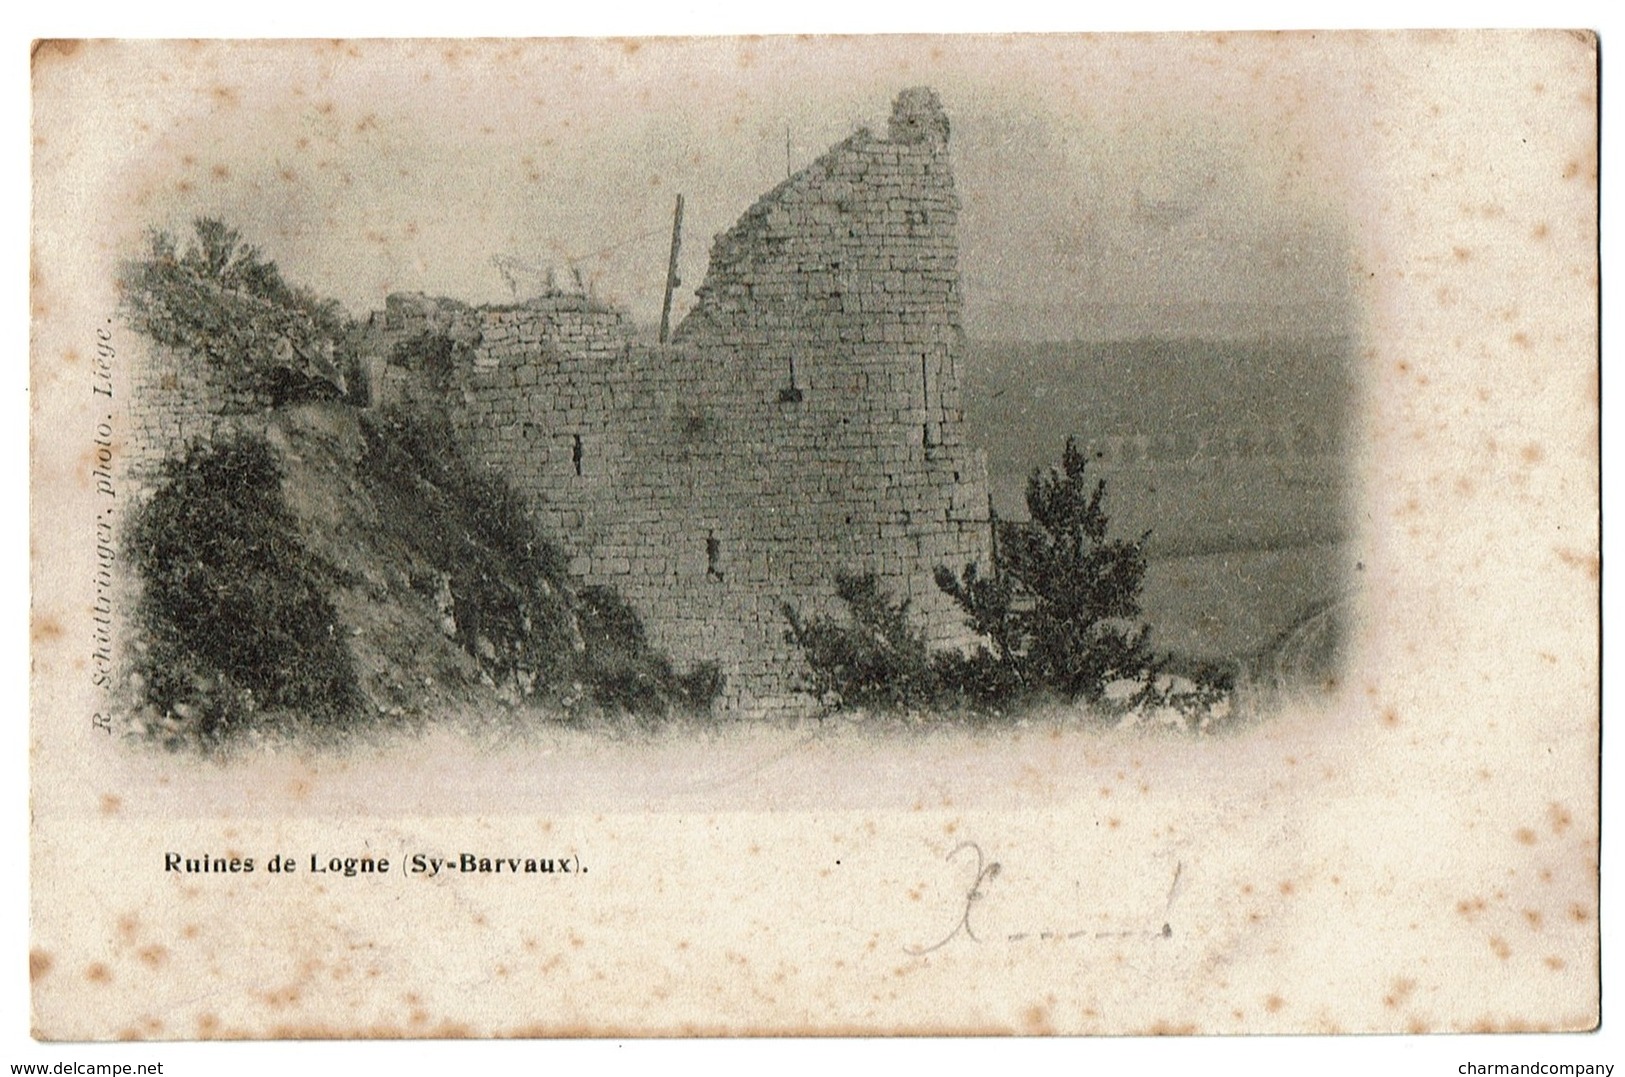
577,586,725,718
120,218,354,403
359,409,721,718
126,435,363,743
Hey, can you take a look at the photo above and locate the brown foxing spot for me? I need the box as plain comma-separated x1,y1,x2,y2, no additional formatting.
1452,246,1472,261
85,962,111,984
1544,956,1565,971
1532,222,1550,239
259,984,302,1008
1265,994,1285,1013
1555,548,1600,580
1568,903,1591,923
1512,332,1532,349
1524,909,1544,930
137,945,168,968
31,39,82,63
1521,442,1544,463
1489,936,1512,959
1278,881,1295,895
1381,707,1400,728
1548,803,1572,833
210,164,229,180
1383,978,1416,1008
29,949,52,981
99,794,121,815
1456,896,1487,919
196,1013,220,1036
1515,827,1538,846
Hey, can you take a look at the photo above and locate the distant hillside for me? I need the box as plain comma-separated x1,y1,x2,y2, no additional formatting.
961,336,1357,539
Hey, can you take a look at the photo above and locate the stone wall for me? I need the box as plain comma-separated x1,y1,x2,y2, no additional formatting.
373,88,993,712
125,342,270,485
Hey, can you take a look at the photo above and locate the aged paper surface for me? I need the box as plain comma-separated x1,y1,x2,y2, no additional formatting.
28,32,1597,1042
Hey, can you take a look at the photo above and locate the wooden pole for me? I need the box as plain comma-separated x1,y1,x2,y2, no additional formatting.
658,193,684,344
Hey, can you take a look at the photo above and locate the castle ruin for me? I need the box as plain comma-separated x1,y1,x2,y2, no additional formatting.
131,88,994,713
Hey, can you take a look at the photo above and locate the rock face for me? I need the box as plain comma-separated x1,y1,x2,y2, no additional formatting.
135,87,994,715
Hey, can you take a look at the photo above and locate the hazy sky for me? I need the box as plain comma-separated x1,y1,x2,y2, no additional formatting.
95,36,1359,341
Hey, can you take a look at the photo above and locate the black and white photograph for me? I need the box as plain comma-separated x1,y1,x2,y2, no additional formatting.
26,30,1598,1050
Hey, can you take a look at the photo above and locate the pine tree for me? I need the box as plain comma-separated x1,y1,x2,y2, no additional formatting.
936,436,1155,703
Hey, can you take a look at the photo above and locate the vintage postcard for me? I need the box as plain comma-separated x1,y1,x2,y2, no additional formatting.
28,33,1597,1039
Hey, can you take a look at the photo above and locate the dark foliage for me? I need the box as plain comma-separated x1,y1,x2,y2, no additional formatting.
937,436,1156,705
127,436,362,741
782,573,937,711
119,218,354,402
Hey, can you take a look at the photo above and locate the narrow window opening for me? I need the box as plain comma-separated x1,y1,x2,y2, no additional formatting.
779,353,803,403
572,434,583,476
706,532,723,580
920,354,935,447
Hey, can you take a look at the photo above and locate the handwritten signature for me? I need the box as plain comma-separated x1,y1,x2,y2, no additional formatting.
905,843,1182,954
904,841,1003,955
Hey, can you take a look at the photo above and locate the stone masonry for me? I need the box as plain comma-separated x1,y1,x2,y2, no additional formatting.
372,88,992,711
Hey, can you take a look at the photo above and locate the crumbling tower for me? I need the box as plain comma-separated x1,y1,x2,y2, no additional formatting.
373,88,992,712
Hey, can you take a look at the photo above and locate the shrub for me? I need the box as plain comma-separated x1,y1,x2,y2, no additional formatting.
120,218,354,403
782,573,936,711
127,435,362,742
